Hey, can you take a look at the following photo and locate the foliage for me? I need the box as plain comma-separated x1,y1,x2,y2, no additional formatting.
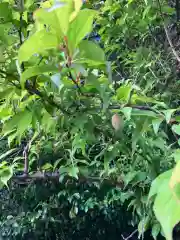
0,179,134,240
0,0,180,239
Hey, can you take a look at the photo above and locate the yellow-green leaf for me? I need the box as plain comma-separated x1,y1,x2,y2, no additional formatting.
67,9,97,53
18,30,58,64
170,161,180,190
153,183,180,240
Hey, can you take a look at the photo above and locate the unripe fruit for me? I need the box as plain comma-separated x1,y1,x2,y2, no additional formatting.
111,113,122,131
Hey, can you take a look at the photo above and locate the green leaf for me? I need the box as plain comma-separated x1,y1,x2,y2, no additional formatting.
69,205,78,219
172,124,180,135
151,223,161,240
0,149,17,161
3,110,32,137
121,107,132,120
24,0,34,9
162,109,176,123
148,170,172,199
68,166,79,180
0,161,8,168
172,149,180,162
124,171,137,186
34,1,73,36
20,65,59,87
174,183,180,200
18,30,58,64
0,88,14,100
131,94,165,106
153,183,180,240
17,110,32,136
116,84,132,103
53,159,62,171
77,40,105,66
138,217,150,237
67,9,97,52
170,161,180,190
131,109,157,118
152,118,163,135
0,3,12,22
70,0,83,22
72,134,86,156
162,6,175,15
0,167,13,187
42,163,53,170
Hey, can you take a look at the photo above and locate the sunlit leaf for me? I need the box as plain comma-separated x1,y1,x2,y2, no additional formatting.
67,9,97,52
34,0,73,36
70,0,83,21
116,84,132,103
42,163,53,170
148,170,172,199
18,30,58,64
153,183,180,240
172,124,180,135
170,161,180,190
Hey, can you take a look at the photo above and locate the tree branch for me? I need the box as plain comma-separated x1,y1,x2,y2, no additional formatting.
108,104,160,114
121,229,138,240
12,172,124,188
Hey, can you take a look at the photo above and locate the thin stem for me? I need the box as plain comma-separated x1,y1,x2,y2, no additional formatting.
66,65,83,94
157,0,180,63
121,229,138,240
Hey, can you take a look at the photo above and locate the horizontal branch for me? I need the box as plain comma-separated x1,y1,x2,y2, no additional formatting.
1,68,178,121
108,104,159,113
12,172,124,188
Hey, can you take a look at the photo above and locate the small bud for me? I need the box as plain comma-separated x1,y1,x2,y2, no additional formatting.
111,113,122,131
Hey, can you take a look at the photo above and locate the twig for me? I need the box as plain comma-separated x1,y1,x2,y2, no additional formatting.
23,143,29,176
157,0,180,63
67,66,83,94
23,134,39,176
163,24,180,62
63,36,84,94
121,229,138,240
108,104,161,114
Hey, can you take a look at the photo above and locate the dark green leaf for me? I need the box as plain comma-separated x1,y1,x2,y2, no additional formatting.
21,65,58,87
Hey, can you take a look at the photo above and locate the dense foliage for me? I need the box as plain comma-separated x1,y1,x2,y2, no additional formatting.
0,0,180,239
